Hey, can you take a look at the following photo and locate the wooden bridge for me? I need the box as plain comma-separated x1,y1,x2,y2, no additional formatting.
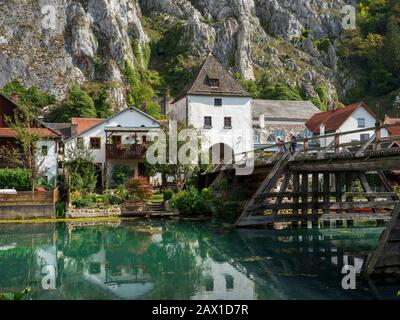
204,123,400,277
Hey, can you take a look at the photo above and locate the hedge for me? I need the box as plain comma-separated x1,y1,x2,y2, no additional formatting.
0,169,32,191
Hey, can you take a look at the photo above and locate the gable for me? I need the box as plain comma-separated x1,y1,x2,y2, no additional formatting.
172,55,251,103
67,107,160,140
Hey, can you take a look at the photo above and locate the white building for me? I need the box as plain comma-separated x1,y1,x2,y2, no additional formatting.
168,54,253,164
252,100,320,149
64,107,161,189
305,102,381,147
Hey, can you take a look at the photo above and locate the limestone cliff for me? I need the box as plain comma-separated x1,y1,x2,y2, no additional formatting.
0,0,355,110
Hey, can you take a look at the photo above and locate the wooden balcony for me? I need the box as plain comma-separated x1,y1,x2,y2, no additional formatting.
106,144,147,160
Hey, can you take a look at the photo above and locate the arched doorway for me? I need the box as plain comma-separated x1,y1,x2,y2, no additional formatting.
209,143,234,165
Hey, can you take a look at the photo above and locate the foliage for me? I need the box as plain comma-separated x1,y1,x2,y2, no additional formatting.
82,82,114,118
111,165,134,187
47,82,97,122
104,186,130,205
126,176,154,201
169,187,216,216
122,60,161,119
0,168,32,191
0,288,31,300
65,144,97,195
163,189,174,201
339,0,400,112
56,201,66,218
0,80,56,117
0,108,47,193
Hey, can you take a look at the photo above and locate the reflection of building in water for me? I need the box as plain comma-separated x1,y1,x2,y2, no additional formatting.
81,234,162,299
36,244,58,290
192,260,256,300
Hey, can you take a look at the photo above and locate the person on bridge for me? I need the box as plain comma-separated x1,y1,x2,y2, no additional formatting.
290,133,298,155
276,137,286,153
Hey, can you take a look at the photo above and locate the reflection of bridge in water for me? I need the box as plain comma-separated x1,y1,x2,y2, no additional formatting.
204,123,400,277
206,227,394,299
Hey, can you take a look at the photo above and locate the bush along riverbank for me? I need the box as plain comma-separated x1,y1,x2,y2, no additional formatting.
168,183,246,225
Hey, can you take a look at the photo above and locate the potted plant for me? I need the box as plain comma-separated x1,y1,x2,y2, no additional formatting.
124,176,154,214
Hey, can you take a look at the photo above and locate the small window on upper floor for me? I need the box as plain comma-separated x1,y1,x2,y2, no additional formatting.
224,117,232,129
214,98,222,107
41,145,48,156
90,137,101,150
357,118,366,128
225,275,234,291
360,133,370,141
253,129,261,143
209,78,220,88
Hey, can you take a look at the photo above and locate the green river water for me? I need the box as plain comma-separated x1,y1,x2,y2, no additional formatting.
0,220,398,300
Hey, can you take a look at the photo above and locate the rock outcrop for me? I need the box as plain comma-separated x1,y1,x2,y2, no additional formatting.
0,0,355,109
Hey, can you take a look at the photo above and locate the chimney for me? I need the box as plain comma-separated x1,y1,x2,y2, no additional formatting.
320,124,326,148
11,93,19,105
259,114,265,129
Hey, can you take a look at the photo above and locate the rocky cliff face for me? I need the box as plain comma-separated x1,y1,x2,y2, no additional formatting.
0,0,353,109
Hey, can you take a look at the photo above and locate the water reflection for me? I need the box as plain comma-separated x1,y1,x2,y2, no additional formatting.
0,221,398,300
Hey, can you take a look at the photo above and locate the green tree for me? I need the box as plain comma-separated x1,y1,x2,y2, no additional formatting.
0,80,56,116
65,143,97,195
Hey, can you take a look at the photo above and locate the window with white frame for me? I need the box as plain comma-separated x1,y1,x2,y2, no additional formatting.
357,118,366,128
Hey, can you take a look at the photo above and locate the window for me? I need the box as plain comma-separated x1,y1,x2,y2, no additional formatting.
214,98,222,107
357,118,366,128
360,134,370,141
205,277,214,292
111,135,122,145
209,78,220,88
253,129,261,143
267,129,285,143
90,137,101,149
41,145,48,156
224,117,232,129
77,137,84,149
204,116,212,128
225,275,234,291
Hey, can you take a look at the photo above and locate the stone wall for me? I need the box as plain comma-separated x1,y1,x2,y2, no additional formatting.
0,204,55,220
66,207,121,218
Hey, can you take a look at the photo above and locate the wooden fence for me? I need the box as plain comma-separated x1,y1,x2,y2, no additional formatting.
0,188,59,206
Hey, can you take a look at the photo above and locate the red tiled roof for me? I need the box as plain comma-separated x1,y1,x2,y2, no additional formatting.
71,118,104,135
384,118,400,136
305,102,376,135
0,128,61,138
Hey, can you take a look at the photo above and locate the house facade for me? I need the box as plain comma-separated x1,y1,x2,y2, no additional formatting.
252,100,320,149
168,54,253,164
64,107,161,189
0,93,61,185
305,102,379,147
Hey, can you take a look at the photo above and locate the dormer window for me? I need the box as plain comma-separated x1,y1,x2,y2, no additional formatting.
209,78,220,88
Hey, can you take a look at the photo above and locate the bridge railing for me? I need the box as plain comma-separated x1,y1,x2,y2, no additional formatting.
231,122,400,168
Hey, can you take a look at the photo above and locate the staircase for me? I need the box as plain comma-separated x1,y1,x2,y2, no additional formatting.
121,201,177,217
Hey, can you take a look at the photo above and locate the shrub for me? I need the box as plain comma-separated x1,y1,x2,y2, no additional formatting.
126,176,154,201
104,186,130,205
111,165,133,187
72,197,93,209
169,187,216,215
163,189,174,201
0,169,32,191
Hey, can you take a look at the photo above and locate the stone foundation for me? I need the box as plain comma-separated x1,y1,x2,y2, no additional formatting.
0,204,55,220
66,207,121,218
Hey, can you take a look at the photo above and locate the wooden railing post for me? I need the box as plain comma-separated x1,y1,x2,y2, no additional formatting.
335,133,340,154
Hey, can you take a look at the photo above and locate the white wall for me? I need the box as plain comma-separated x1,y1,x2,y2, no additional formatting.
337,107,376,144
187,95,253,159
65,109,160,166
36,140,58,184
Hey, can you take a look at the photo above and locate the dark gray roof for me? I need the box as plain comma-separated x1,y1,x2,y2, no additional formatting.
43,122,73,139
172,55,251,103
252,100,320,121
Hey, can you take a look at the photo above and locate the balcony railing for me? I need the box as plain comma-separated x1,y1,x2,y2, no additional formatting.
106,144,147,160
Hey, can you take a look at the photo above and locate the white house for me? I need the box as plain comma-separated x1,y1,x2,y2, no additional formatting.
252,100,320,149
64,107,161,189
305,102,380,147
168,54,253,164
